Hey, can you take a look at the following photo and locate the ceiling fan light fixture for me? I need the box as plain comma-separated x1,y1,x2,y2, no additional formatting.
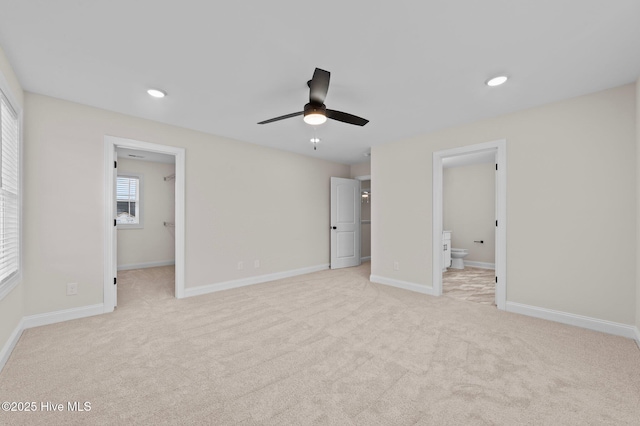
303,103,327,125
304,113,327,125
486,76,508,87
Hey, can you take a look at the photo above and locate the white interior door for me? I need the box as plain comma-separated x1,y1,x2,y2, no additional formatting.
330,177,361,269
113,150,118,307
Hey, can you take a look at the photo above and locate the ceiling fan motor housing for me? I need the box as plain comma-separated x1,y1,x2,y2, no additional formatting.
304,102,326,117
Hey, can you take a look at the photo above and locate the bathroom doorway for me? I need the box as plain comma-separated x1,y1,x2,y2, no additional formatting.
432,139,507,310
441,156,496,305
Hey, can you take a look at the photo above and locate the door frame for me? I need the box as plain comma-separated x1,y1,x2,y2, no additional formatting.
103,135,186,312
432,139,507,310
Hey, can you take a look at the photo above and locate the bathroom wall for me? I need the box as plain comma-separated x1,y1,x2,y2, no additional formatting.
443,163,495,265
117,157,176,270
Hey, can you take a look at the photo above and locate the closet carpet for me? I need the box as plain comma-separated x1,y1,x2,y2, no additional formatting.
1,264,639,425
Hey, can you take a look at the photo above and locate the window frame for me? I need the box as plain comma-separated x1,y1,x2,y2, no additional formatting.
0,73,22,302
116,172,144,230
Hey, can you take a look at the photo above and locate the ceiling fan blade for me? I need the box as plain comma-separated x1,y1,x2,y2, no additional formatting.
257,111,303,125
326,109,369,126
309,68,330,104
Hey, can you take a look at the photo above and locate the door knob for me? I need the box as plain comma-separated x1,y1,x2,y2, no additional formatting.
331,226,337,230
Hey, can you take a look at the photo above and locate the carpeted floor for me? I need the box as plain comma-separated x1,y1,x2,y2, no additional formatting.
443,267,496,305
1,264,639,425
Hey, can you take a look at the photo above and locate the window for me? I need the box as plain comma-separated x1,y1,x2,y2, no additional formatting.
0,87,20,296
116,174,144,228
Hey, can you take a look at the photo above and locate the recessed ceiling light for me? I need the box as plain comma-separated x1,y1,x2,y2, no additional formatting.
486,76,508,87
147,89,166,98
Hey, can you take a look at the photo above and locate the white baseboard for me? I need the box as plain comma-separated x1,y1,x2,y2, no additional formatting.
1,304,105,373
464,261,495,270
184,264,330,298
361,256,371,262
0,318,24,373
505,302,637,340
369,275,437,296
22,304,105,329
117,260,175,271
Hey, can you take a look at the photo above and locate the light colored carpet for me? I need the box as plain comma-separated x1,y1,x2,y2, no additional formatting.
1,263,639,425
443,267,496,305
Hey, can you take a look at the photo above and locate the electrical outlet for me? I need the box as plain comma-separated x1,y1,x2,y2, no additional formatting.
237,261,244,270
67,283,78,296
393,261,399,271
254,259,260,268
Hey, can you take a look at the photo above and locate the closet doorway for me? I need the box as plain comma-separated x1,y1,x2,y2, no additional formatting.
103,136,185,312
115,148,176,307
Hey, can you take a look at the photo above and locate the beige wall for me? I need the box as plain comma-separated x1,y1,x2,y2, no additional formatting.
350,162,371,178
444,163,495,264
636,77,640,334
117,158,176,269
372,84,636,325
0,46,24,353
23,93,350,316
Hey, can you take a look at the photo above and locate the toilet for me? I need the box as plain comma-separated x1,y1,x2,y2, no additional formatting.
450,248,469,269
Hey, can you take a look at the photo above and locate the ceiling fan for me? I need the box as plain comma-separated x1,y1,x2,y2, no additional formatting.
258,68,369,127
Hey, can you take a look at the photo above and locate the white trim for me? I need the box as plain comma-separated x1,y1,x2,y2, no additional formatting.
185,264,329,298
433,139,507,310
117,260,176,271
0,318,24,373
22,304,104,330
104,136,186,311
0,74,23,303
505,302,638,340
370,275,437,296
0,70,21,115
360,256,371,262
464,261,495,270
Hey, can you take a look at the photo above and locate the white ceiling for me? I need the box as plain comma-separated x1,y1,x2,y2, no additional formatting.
1,1,639,165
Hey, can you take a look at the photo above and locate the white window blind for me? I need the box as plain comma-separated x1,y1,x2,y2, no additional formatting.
116,175,140,225
0,90,19,286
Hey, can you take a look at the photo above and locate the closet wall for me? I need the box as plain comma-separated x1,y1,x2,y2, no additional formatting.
117,157,176,270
